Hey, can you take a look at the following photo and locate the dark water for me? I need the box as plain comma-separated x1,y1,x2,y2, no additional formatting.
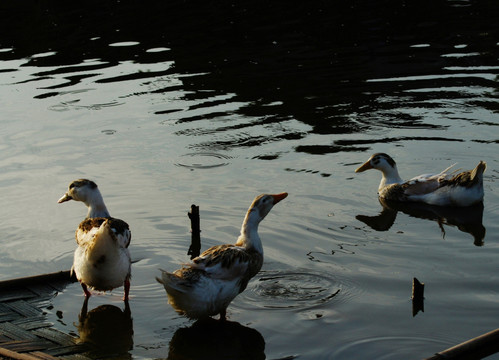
0,1,498,359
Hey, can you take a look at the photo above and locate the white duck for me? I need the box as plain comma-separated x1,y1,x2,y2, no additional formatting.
58,179,131,300
157,192,288,320
355,153,486,207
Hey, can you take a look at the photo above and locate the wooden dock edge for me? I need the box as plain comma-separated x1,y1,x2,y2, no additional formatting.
423,328,499,360
0,271,77,290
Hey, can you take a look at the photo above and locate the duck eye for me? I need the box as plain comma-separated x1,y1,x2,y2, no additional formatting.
69,183,75,189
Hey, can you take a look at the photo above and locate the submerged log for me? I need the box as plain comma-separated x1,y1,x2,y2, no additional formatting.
423,328,499,360
187,204,201,259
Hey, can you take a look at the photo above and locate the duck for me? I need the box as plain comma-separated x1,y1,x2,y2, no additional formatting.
58,179,131,300
355,153,486,207
156,192,288,320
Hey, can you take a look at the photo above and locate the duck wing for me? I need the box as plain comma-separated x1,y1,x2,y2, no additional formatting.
402,162,460,196
402,177,441,195
189,244,254,281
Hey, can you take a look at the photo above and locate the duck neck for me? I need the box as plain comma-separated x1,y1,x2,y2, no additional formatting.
85,190,110,218
379,165,403,191
236,210,263,254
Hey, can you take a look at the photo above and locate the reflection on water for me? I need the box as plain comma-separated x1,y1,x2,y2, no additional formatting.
166,318,265,360
77,298,134,358
0,1,497,153
356,199,486,246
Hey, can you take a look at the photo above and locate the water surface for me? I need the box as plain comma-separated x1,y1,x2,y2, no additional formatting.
0,1,498,359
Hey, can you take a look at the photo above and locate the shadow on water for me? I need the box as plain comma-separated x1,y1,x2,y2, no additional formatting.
77,298,134,359
165,318,265,360
356,199,486,246
0,0,498,152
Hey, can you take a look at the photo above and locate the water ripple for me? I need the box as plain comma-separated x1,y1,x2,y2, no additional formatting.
235,269,363,312
329,335,452,360
174,152,233,169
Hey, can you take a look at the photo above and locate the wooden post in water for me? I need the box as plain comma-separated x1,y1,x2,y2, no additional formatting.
187,204,201,259
411,277,424,316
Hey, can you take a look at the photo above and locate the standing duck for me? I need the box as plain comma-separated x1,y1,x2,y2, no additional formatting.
58,179,131,300
355,153,486,207
157,192,288,320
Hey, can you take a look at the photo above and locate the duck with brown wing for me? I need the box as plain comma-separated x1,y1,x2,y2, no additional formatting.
157,192,287,320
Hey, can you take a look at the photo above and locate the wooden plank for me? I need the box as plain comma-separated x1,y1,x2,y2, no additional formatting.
0,301,24,323
0,339,54,352
0,289,38,303
0,345,49,360
31,328,77,346
0,322,39,341
27,295,56,312
4,300,43,318
27,351,59,360
0,271,86,359
26,284,59,298
11,317,53,331
0,311,22,323
0,333,12,342
44,344,89,357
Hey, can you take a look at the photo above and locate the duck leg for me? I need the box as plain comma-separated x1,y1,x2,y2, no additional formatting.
123,278,130,301
219,308,227,321
81,282,92,297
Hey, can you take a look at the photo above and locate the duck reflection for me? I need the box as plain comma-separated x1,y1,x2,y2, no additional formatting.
167,318,265,360
356,199,486,246
77,298,134,358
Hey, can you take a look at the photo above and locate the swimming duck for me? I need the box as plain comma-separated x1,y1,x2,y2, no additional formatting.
58,179,131,300
156,192,288,320
355,153,486,207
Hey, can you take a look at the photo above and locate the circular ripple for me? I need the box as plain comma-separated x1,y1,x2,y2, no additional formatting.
101,129,116,135
235,269,361,311
330,335,452,360
174,152,232,169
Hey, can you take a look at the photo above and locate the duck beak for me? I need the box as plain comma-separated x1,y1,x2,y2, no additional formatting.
272,192,288,204
58,193,73,203
355,160,373,173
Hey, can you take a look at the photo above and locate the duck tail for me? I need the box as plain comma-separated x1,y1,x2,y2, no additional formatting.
156,270,188,294
470,161,487,182
86,219,115,263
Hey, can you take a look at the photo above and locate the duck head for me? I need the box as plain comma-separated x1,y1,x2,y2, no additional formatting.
58,179,110,218
355,153,403,189
246,192,288,223
355,153,397,173
237,192,288,251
